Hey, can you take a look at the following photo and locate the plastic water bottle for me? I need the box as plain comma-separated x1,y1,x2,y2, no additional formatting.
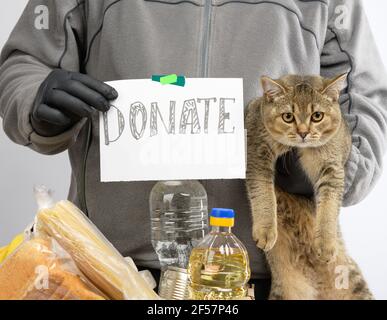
188,208,251,300
149,180,208,299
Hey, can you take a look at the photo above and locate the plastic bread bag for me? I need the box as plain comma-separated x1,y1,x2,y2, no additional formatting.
123,257,157,290
33,186,160,300
0,234,105,300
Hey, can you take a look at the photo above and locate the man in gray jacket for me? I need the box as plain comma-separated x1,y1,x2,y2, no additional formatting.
1,0,387,298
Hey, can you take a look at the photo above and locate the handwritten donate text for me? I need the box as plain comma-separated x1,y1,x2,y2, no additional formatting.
102,98,236,145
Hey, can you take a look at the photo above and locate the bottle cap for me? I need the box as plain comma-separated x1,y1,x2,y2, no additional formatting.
210,208,235,227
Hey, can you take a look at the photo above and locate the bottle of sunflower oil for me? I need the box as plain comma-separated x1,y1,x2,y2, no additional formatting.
188,208,251,300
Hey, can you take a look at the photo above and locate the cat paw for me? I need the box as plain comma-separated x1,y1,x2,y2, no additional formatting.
253,223,278,252
313,236,337,264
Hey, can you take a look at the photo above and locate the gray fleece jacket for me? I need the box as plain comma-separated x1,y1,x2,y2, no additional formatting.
1,0,387,278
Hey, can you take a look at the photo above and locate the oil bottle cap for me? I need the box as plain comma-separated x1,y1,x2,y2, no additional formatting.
210,208,235,227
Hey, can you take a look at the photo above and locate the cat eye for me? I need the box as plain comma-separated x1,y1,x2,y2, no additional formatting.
311,112,324,123
282,113,295,123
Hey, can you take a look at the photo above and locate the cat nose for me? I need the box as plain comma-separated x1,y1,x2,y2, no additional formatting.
298,131,309,139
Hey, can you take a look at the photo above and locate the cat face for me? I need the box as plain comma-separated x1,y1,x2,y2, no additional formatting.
260,74,347,148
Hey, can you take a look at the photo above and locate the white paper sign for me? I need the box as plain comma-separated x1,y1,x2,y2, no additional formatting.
99,78,246,182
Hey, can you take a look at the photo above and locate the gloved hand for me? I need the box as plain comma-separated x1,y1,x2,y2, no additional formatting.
275,150,315,197
31,69,118,137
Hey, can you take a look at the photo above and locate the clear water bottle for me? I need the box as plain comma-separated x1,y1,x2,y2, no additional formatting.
150,180,208,299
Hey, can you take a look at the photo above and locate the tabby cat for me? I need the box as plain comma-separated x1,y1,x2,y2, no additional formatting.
246,74,373,300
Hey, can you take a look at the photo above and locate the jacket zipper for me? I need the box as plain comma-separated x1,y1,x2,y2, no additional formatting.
200,0,212,193
79,119,92,217
201,0,212,77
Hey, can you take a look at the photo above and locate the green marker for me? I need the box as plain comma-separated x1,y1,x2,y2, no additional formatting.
152,74,186,87
160,74,178,85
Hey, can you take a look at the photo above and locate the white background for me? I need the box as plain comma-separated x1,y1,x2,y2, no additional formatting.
0,1,386,299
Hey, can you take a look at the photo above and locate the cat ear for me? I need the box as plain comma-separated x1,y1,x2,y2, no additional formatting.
321,73,348,102
261,76,287,102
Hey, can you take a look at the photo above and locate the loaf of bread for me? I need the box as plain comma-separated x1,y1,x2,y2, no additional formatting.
36,200,159,300
0,238,104,300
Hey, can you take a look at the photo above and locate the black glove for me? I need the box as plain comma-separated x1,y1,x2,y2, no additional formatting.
31,69,118,137
275,150,314,197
